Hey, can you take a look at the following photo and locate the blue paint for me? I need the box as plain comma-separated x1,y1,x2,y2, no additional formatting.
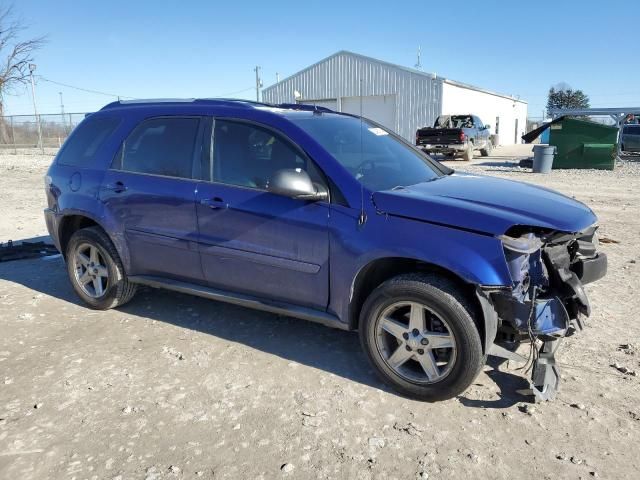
45,100,599,327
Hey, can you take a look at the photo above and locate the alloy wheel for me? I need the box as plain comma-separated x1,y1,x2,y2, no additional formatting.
72,242,109,298
374,301,457,384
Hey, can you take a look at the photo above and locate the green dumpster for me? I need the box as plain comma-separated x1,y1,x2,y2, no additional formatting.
549,118,617,170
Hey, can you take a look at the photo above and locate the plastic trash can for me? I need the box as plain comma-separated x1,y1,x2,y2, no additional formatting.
532,145,556,173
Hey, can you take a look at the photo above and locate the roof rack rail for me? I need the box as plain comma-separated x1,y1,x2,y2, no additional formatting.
196,98,276,109
100,98,197,110
121,98,196,104
98,98,337,113
276,103,333,113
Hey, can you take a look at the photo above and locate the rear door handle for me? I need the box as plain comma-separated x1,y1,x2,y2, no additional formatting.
200,197,227,209
104,181,127,193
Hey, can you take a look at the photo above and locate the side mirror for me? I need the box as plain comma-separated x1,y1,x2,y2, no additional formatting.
484,124,491,130
268,168,328,201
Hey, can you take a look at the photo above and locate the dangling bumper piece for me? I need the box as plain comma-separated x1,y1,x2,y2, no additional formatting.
485,225,607,401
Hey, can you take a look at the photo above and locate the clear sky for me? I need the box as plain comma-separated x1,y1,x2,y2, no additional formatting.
3,0,638,119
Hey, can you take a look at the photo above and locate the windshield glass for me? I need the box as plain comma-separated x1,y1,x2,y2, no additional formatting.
289,114,442,191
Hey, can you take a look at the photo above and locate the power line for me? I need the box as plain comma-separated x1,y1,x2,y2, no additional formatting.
37,76,256,100
213,86,255,97
36,76,134,99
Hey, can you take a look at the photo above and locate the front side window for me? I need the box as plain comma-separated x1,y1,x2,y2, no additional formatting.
57,114,120,166
213,120,324,190
114,117,200,178
290,114,443,191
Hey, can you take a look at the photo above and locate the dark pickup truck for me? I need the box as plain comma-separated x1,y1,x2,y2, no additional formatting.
416,114,493,161
621,124,640,153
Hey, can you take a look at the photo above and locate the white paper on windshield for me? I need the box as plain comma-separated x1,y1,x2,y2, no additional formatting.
368,127,388,136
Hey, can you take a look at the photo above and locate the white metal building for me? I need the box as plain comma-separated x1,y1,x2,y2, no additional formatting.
262,51,528,145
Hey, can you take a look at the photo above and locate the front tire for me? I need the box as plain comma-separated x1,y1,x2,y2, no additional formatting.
66,226,137,310
480,140,493,157
359,274,484,401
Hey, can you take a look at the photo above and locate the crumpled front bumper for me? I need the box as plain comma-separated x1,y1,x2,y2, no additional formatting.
492,252,607,337
485,228,607,401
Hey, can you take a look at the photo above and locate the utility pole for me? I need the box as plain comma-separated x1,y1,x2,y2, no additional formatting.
276,72,280,83
59,91,67,133
254,66,262,102
415,46,422,70
59,91,65,117
29,63,44,153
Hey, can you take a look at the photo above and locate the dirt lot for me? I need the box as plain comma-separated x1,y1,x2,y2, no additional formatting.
1,146,639,479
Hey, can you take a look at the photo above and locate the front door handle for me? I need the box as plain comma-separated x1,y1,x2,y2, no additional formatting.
104,181,127,193
200,197,227,210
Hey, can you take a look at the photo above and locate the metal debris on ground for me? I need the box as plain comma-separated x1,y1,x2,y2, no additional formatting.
617,343,637,355
611,362,637,376
0,240,58,262
599,237,620,244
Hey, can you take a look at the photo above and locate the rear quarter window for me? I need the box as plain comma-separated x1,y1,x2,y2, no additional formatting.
57,115,120,166
111,117,200,179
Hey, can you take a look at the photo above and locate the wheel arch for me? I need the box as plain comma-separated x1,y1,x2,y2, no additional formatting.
348,257,491,352
57,212,124,264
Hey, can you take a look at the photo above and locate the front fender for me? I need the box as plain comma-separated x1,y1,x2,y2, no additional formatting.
328,206,512,325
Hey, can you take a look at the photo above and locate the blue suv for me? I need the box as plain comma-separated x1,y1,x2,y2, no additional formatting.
44,99,607,401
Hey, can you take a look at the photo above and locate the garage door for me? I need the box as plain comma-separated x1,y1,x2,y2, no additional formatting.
341,94,397,132
298,99,338,110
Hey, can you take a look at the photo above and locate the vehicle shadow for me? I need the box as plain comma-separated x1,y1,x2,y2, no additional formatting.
0,255,387,393
458,356,532,408
1,255,533,406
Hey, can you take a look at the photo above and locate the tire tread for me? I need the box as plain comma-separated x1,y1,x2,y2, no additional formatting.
359,273,484,401
66,226,137,309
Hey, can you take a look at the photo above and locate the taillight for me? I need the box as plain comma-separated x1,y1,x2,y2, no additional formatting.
458,131,466,142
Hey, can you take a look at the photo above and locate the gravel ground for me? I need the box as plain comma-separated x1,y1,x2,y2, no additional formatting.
1,146,639,479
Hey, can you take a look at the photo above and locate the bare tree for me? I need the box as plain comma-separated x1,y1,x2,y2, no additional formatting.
0,4,45,143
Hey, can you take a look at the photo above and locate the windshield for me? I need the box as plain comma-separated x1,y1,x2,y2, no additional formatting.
289,114,443,191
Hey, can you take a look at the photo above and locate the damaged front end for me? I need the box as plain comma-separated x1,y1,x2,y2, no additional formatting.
487,225,607,401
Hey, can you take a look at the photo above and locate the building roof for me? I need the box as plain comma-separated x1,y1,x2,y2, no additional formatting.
264,50,527,104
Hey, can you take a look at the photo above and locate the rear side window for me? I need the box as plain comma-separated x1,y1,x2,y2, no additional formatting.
113,117,200,178
57,115,120,166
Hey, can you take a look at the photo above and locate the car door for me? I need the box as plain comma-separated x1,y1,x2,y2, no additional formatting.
100,116,205,282
195,118,330,309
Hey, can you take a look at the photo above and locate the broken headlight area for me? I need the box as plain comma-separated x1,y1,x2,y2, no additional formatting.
489,225,607,401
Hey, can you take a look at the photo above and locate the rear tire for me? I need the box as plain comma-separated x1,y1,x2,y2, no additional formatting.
463,144,474,161
66,226,137,310
359,273,484,401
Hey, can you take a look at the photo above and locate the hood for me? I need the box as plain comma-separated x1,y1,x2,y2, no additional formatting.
372,173,597,235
